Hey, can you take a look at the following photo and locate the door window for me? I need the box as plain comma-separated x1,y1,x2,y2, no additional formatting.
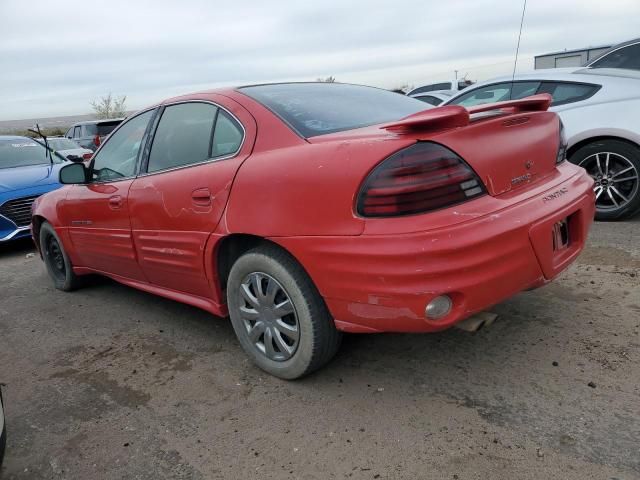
451,82,540,107
73,126,81,138
91,110,154,182
147,103,218,173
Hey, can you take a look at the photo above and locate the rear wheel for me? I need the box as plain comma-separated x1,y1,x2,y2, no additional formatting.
40,222,81,291
226,244,341,379
569,139,640,220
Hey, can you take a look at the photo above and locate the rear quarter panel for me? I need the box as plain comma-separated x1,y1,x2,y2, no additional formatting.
555,97,640,148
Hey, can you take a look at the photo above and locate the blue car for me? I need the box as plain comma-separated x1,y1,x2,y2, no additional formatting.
0,136,65,242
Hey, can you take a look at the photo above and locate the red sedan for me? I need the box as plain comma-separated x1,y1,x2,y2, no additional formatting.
31,83,595,379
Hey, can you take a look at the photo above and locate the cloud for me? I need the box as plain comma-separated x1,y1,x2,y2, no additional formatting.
0,0,638,119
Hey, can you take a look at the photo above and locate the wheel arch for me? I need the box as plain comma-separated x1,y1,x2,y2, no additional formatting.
567,135,640,161
214,233,312,294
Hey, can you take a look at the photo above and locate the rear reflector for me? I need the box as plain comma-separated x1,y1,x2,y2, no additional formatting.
357,142,485,217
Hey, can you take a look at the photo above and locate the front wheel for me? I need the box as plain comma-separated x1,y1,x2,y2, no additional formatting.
40,222,81,291
226,244,342,380
569,139,640,220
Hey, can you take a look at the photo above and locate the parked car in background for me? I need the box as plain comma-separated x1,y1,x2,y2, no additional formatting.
409,90,454,106
445,68,640,220
586,37,640,70
33,137,93,161
32,83,594,379
407,78,474,96
0,136,63,241
65,118,123,151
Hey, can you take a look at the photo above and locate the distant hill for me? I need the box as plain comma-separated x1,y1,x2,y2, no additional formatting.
0,112,135,134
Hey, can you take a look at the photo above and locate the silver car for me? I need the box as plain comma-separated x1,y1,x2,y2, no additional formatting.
444,68,640,220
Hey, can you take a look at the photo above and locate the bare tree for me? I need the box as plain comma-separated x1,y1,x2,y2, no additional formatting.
90,93,127,119
316,76,336,83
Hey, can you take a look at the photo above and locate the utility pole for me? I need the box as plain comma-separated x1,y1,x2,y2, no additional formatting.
454,70,458,79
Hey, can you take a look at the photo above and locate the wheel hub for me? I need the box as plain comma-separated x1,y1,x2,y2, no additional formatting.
237,272,299,362
579,151,639,212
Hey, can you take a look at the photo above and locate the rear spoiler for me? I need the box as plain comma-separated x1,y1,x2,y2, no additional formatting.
381,93,552,134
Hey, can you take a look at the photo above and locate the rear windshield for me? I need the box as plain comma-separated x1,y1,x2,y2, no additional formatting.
84,121,122,136
0,139,59,169
239,83,427,137
47,138,81,150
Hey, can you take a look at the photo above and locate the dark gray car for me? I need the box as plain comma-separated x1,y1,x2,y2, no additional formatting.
65,119,123,152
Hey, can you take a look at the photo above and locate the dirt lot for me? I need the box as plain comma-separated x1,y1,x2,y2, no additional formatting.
0,218,639,480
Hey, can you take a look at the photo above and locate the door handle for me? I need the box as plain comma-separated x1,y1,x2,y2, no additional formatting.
191,188,212,206
109,195,123,209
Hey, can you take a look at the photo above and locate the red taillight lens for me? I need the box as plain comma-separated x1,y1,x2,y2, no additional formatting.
94,135,101,147
82,152,92,160
356,142,485,217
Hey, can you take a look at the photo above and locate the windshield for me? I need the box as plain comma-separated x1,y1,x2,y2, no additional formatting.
239,83,428,137
0,139,58,169
47,138,81,150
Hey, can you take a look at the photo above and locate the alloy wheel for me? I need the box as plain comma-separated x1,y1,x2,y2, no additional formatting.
578,152,639,212
237,272,300,362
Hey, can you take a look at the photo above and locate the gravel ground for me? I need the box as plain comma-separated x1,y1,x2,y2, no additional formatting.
0,217,639,480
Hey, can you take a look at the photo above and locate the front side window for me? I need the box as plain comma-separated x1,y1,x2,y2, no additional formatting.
538,82,601,106
147,103,218,173
590,43,640,70
73,126,81,138
451,82,540,107
91,110,154,182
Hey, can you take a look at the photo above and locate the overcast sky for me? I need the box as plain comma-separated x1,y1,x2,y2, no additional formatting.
1,0,639,120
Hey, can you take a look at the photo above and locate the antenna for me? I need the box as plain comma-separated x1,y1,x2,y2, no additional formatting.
510,0,528,100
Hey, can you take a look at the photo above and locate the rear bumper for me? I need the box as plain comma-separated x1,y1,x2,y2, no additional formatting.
273,165,595,333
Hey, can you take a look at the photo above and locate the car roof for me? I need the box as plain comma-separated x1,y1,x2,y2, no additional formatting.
445,68,640,104
70,118,125,126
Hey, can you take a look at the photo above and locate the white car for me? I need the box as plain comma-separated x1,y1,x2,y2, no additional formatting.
34,137,93,162
407,78,474,97
444,68,640,220
409,90,454,106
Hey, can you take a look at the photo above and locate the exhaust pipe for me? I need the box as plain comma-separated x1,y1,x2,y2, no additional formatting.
455,311,498,333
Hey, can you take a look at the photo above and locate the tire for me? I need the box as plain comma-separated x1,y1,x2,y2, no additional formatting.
569,139,640,221
226,244,342,380
39,222,81,291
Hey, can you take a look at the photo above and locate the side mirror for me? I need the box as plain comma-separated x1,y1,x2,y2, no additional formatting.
66,154,83,162
59,162,88,184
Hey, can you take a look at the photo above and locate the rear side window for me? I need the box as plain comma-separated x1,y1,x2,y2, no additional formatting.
590,43,640,70
212,111,243,157
451,82,540,107
415,95,442,106
240,83,427,137
538,82,600,106
409,83,452,95
147,103,218,173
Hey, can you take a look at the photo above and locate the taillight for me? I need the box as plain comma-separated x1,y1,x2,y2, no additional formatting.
82,152,92,160
557,118,567,164
357,142,485,217
94,135,101,147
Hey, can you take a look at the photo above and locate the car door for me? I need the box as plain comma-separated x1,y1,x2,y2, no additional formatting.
64,109,156,280
128,97,255,298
